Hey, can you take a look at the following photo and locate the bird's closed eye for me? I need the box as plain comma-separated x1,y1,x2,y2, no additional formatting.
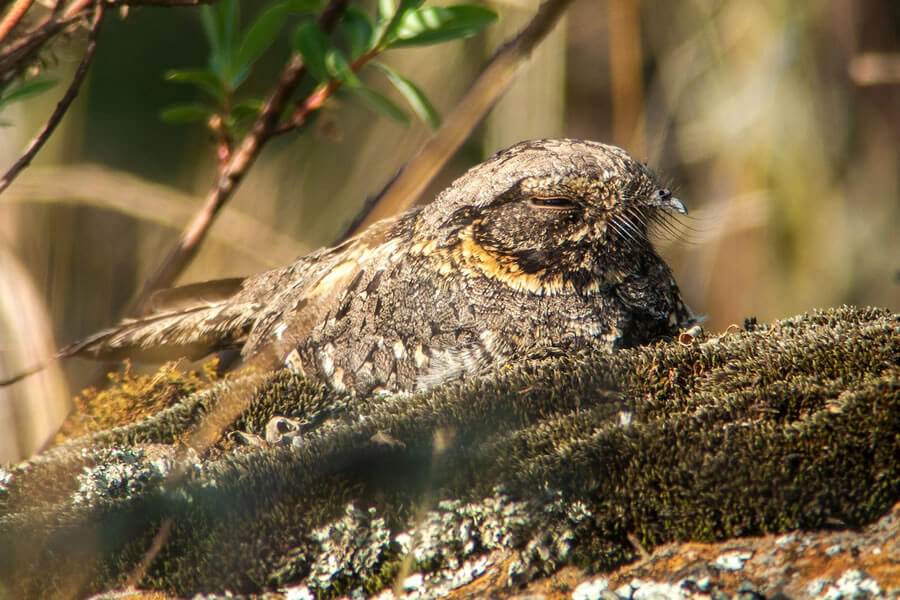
528,196,577,210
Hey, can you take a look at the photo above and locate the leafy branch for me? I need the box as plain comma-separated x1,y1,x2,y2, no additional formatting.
161,0,496,150
0,0,222,196
0,1,105,195
134,0,496,314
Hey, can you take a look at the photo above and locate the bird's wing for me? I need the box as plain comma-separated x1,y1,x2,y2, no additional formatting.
57,290,261,362
58,210,411,367
241,215,406,364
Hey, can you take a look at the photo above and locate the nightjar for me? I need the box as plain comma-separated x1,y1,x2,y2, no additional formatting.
63,139,693,394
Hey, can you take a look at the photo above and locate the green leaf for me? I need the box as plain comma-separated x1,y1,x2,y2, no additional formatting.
0,79,57,108
341,5,375,58
164,69,225,101
230,66,252,89
202,0,240,82
388,5,497,47
373,0,393,49
160,104,216,123
373,62,439,129
379,0,423,48
377,0,396,23
348,85,409,124
219,0,238,55
226,98,264,133
293,21,331,83
322,48,412,124
200,6,221,58
325,48,360,86
235,2,289,79
229,98,264,121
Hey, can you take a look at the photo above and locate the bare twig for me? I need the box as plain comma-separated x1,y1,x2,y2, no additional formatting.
124,518,173,589
274,47,379,134
340,0,575,239
0,362,45,386
129,0,348,316
0,0,37,43
63,0,214,18
108,0,217,5
0,1,104,195
0,0,210,93
5,164,306,266
0,11,86,86
849,52,900,85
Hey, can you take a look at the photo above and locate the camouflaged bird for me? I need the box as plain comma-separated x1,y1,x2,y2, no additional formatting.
62,139,693,395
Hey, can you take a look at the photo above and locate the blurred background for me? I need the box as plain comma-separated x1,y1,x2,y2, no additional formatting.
1,0,897,462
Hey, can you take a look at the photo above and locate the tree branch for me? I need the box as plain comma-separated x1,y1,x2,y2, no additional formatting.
0,2,104,195
0,0,37,44
128,0,349,315
0,0,212,92
0,11,86,88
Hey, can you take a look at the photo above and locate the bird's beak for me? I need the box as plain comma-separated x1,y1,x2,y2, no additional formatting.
652,189,687,215
667,196,687,215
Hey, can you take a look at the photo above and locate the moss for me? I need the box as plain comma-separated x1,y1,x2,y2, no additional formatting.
1,306,897,598
53,360,219,446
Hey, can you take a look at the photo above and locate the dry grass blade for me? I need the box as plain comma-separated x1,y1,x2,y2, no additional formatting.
3,164,306,267
0,245,69,463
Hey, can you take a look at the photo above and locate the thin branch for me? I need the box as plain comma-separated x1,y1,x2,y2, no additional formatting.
124,518,173,589
0,362,45,386
0,1,104,195
339,0,576,240
64,0,215,14
849,52,900,85
0,11,84,82
0,0,211,129
0,0,36,43
0,0,210,80
108,0,217,5
274,47,379,134
128,0,349,316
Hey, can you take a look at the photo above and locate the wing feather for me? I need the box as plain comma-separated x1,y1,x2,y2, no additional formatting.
242,217,400,363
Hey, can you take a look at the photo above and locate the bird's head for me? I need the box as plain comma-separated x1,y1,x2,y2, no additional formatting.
421,139,686,295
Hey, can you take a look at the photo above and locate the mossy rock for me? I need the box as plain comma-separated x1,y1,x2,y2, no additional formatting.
0,306,897,599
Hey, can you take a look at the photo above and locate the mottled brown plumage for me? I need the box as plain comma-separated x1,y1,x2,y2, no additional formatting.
62,139,693,394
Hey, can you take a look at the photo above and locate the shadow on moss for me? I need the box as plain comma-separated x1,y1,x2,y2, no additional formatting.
1,306,897,598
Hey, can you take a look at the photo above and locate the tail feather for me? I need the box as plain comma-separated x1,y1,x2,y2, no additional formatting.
59,293,260,364
147,278,245,313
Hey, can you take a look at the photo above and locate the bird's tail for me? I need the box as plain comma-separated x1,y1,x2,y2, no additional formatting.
58,277,257,363
0,278,256,387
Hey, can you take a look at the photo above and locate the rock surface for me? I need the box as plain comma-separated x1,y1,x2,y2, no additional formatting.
0,306,897,599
